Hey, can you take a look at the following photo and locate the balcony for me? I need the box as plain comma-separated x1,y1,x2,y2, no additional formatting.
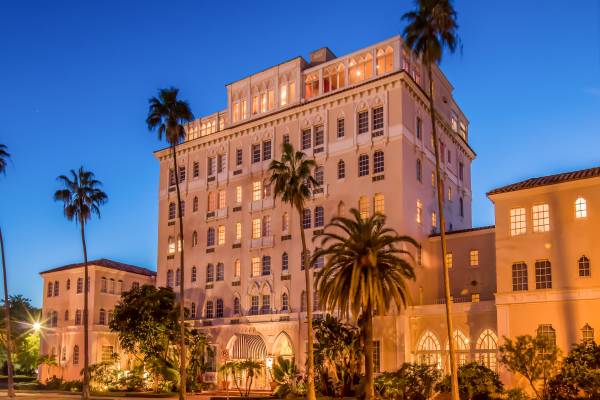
250,235,274,249
206,207,227,221
312,185,328,199
249,197,274,212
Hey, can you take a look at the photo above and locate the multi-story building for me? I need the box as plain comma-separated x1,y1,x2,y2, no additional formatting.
39,258,156,381
153,34,600,391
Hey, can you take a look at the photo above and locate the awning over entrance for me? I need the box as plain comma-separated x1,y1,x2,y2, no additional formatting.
230,334,267,360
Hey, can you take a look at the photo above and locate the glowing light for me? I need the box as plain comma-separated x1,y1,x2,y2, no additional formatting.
33,321,41,331
265,356,273,369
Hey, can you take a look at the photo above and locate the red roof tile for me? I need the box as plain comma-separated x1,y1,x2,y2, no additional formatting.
40,258,156,277
487,166,600,196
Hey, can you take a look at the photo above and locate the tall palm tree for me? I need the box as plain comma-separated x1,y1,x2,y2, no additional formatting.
268,143,317,400
54,167,107,399
146,87,193,400
402,1,461,398
314,209,418,400
0,144,15,398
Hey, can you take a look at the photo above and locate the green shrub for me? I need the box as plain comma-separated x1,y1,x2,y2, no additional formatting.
375,363,440,400
505,388,529,400
436,363,503,400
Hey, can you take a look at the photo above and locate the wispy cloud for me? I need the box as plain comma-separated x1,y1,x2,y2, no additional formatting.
583,87,600,96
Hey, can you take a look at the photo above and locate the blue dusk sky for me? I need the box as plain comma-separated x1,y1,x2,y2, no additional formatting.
0,1,599,306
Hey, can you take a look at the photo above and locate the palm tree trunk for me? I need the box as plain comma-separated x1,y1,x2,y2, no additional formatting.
363,306,374,400
171,144,187,400
298,210,316,400
427,64,459,400
79,221,91,400
0,228,15,398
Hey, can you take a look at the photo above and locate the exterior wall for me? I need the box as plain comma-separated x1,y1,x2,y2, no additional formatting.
40,264,155,382
491,176,600,386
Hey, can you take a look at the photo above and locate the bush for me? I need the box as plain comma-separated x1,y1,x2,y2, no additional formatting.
436,363,503,400
505,388,529,400
375,363,441,400
548,340,600,400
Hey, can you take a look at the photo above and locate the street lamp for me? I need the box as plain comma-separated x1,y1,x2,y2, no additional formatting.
32,321,41,332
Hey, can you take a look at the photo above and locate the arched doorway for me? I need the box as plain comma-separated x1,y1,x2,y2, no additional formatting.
226,334,268,390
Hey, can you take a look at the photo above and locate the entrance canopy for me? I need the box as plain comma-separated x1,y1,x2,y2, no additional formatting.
229,334,267,360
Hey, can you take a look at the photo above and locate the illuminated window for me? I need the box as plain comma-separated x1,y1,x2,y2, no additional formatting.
358,154,369,177
260,92,268,113
359,196,370,219
337,160,345,179
337,118,345,138
280,84,288,106
348,53,373,84
282,212,289,232
374,193,385,215
535,260,552,289
252,181,262,201
289,81,296,103
168,235,175,253
235,222,242,242
576,255,591,277
252,257,261,277
532,204,550,232
416,331,442,369
376,47,393,74
252,218,261,239
302,208,312,229
207,192,216,212
217,225,225,245
512,262,528,291
510,208,526,236
431,212,437,228
476,330,498,371
268,89,275,110
582,324,594,342
305,73,319,98
168,202,176,220
218,190,226,209
234,259,241,278
101,346,113,363
262,215,272,236
323,63,345,93
416,200,423,224
358,110,369,134
431,172,435,187
575,197,587,218
232,101,240,122
252,95,259,115
447,186,452,201
470,250,479,267
235,186,242,203
374,150,384,174
445,253,453,268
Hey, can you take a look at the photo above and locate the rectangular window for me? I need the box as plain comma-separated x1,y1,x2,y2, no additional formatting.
218,190,226,209
314,125,324,146
207,157,215,176
217,225,225,245
445,252,453,268
193,161,199,178
241,99,248,119
262,215,272,236
459,162,464,181
232,101,240,122
252,144,261,164
374,151,385,174
302,208,311,229
416,200,423,224
372,107,384,134
535,260,552,289
217,154,225,173
470,250,479,267
236,148,243,166
280,84,288,106
302,129,312,150
235,222,242,242
261,295,270,313
358,154,369,177
373,341,381,373
532,204,550,232
236,186,242,203
252,181,262,201
314,207,324,227
416,117,422,139
179,166,186,182
374,194,385,214
262,140,272,161
510,208,526,236
289,81,296,102
432,212,437,228
358,111,369,134
101,346,114,363
252,218,261,239
283,134,290,145
337,118,345,138
251,257,261,277
512,262,528,291
260,93,267,113
268,89,275,110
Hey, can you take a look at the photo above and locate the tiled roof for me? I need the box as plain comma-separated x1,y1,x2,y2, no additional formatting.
40,258,156,277
487,166,600,196
429,225,495,238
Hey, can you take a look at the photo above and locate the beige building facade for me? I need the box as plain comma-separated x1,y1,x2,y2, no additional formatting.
39,259,156,382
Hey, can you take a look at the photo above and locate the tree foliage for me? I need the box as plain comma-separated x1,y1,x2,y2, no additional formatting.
0,295,41,374
548,340,600,400
375,363,441,400
436,362,503,400
271,356,302,399
219,359,264,398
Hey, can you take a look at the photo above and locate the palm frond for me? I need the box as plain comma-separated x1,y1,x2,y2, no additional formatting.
53,166,108,224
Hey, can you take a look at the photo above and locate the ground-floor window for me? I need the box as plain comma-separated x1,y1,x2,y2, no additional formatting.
416,331,442,369
475,329,498,371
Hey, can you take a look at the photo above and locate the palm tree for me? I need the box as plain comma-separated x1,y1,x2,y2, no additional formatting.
402,1,461,398
0,144,15,398
268,143,317,400
314,209,418,400
146,87,193,400
54,167,107,399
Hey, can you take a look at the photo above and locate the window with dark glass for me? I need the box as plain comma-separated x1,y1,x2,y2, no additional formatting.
372,107,384,132
252,144,261,163
216,263,224,281
579,256,591,277
337,160,345,179
193,161,199,178
512,262,528,291
315,206,324,227
358,154,369,176
535,260,552,289
358,111,369,134
337,118,345,138
262,140,272,161
262,256,271,276
216,299,224,318
206,301,214,319
282,252,289,273
374,151,385,174
302,129,312,150
236,148,243,166
206,264,214,282
302,208,311,229
314,125,324,146
416,117,422,139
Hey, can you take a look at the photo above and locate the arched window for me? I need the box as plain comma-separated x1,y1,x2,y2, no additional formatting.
313,290,320,311
206,301,214,319
304,73,319,99
73,345,80,365
234,259,241,278
216,263,225,281
110,278,115,294
99,309,106,325
175,268,180,286
302,208,312,229
66,278,71,290
575,197,587,218
315,166,324,186
358,154,369,176
191,266,197,282
262,256,271,276
192,231,198,247
64,310,69,321
193,196,199,213
53,280,59,296
166,269,173,288
323,63,345,93
282,292,289,311
359,196,370,219
446,330,470,367
416,159,422,182
537,324,556,345
47,282,53,297
300,291,307,312
101,277,107,293
374,150,385,174
168,202,176,220
282,212,289,232
233,296,241,315
349,53,373,84
578,255,591,277
206,264,214,282
168,236,175,254
216,299,224,318
208,192,216,212
207,227,215,247
416,331,442,369
177,234,182,252
376,46,394,74
374,193,385,215
314,206,324,227
282,252,289,273
190,302,196,319
476,329,498,371
582,324,594,342
75,310,82,325
337,160,346,179
460,197,464,217
337,201,346,216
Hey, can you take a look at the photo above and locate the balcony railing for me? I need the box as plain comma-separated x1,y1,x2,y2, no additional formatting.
250,235,274,249
249,197,274,212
